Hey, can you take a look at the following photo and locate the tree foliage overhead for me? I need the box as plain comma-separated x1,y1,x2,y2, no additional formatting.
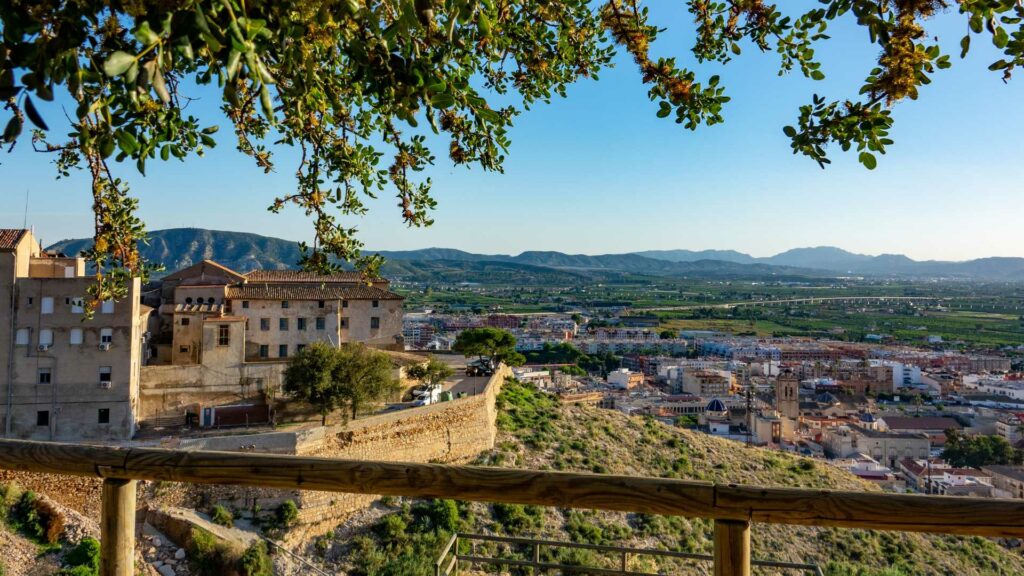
453,327,524,368
3,0,1022,300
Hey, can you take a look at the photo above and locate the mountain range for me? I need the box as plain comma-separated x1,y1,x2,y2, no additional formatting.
46,228,1024,282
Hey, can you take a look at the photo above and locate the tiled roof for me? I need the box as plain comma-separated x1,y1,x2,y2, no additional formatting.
880,416,962,431
243,270,376,283
226,283,403,301
0,229,27,251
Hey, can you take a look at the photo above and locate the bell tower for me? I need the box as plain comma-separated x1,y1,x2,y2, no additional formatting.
776,369,800,420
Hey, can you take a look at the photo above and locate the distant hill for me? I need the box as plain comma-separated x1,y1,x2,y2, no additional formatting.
47,228,1024,282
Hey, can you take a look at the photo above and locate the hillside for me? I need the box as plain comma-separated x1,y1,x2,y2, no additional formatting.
317,381,1024,576
47,228,832,283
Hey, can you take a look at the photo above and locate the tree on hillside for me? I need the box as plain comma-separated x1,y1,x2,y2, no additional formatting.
283,342,344,426
453,328,524,369
406,356,455,391
941,430,1024,468
659,329,677,340
283,342,399,424
5,0,1021,302
334,343,402,420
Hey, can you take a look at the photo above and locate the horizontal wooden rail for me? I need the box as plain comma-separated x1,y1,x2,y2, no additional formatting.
0,439,1023,538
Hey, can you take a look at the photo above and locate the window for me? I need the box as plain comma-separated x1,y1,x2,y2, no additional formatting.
340,318,349,329
98,409,110,424
207,297,216,305
27,297,33,305
218,325,230,346
101,300,114,314
260,318,270,331
69,329,83,345
259,344,269,359
370,317,380,330
281,300,290,309
179,345,190,354
15,329,29,346
297,318,307,331
242,300,250,309
279,318,289,331
38,329,53,347
185,297,193,304
100,328,113,344
278,344,288,358
38,368,51,384
41,297,53,314
99,366,112,383
342,300,348,308
316,317,326,330
36,411,49,427
69,297,84,314
317,300,325,309
180,317,191,326
372,300,379,308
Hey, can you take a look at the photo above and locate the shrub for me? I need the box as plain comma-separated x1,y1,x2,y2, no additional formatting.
61,537,100,575
375,514,408,542
239,541,273,576
275,500,298,528
492,503,542,533
188,527,242,576
426,499,459,533
210,505,234,528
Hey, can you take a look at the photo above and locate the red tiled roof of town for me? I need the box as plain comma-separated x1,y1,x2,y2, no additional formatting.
880,416,962,431
226,283,403,301
0,229,27,251
243,269,380,284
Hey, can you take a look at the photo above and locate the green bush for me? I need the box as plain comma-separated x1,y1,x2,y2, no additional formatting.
59,537,100,576
188,527,242,576
492,503,543,533
210,504,234,528
275,500,298,528
375,514,408,542
239,541,273,576
426,499,459,533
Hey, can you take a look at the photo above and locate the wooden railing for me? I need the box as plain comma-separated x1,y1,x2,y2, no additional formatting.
1,439,1023,576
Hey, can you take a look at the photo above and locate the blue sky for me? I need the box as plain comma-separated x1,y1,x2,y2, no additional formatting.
2,6,1022,261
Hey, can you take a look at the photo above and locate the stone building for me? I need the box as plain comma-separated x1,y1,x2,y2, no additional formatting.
775,369,800,419
0,229,151,441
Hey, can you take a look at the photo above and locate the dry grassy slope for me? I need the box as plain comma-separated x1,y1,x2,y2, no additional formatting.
473,381,1024,576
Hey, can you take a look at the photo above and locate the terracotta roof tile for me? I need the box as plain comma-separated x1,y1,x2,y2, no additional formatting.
0,229,27,251
243,269,379,283
226,283,403,301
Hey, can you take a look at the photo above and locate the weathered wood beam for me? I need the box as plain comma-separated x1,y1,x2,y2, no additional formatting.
714,519,750,576
100,478,136,576
0,440,1022,538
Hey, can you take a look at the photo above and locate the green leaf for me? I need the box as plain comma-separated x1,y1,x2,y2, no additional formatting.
429,92,456,108
989,59,1009,71
960,35,970,58
810,70,825,81
260,83,275,123
993,27,1009,49
858,151,877,170
134,21,160,46
783,125,797,138
152,67,170,104
2,116,21,142
23,95,49,131
103,52,136,77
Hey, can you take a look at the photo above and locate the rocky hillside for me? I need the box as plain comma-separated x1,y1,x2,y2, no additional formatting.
309,381,1024,576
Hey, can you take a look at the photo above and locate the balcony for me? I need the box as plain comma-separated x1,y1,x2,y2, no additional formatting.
0,438,1022,576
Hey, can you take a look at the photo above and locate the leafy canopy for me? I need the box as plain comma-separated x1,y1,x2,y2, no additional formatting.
406,356,455,387
3,0,1022,301
453,327,524,367
283,341,399,424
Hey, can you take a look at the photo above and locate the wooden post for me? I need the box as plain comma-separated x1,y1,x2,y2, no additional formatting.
100,478,136,576
713,519,750,576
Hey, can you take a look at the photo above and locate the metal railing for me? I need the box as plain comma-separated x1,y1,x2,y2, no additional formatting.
436,533,824,575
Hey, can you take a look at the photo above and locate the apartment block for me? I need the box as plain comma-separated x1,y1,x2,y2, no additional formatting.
0,230,151,441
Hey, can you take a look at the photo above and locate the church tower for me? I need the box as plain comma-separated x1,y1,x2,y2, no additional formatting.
776,369,800,420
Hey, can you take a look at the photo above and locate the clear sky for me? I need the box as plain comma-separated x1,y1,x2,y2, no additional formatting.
2,6,1022,261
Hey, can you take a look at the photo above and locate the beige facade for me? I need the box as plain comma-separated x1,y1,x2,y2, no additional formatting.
0,229,150,441
775,371,800,419
823,424,929,468
681,370,733,396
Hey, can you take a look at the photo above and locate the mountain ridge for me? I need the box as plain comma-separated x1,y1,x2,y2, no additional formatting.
46,228,1024,281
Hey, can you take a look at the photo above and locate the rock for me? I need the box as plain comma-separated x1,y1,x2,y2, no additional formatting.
165,559,177,566
174,548,186,560
153,561,163,568
152,537,163,548
157,564,176,576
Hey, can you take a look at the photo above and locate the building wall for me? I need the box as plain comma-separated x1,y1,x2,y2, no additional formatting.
0,267,146,441
229,298,342,360
342,298,403,347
